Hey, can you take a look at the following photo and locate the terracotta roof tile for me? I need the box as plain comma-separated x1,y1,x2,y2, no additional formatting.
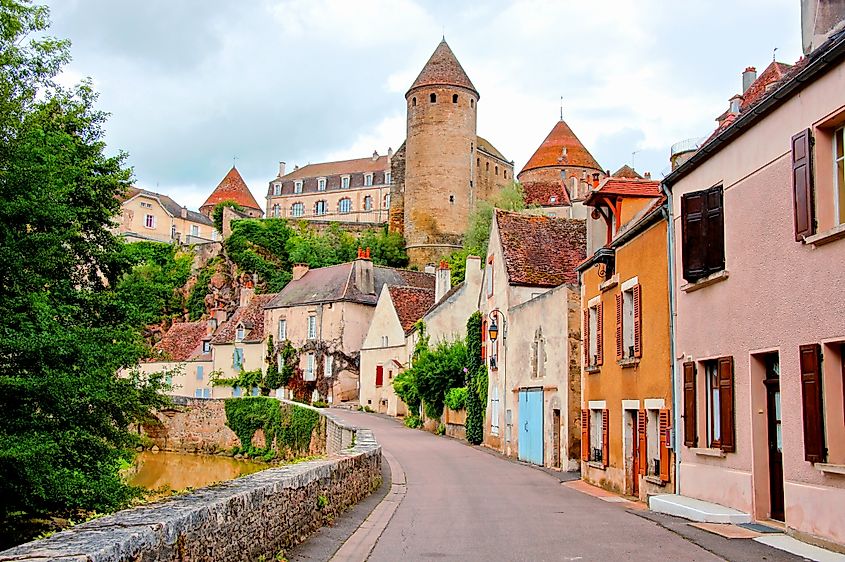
151,321,208,362
408,40,478,97
584,178,662,206
495,210,586,287
741,61,792,111
388,286,436,333
522,180,571,207
278,155,389,181
201,167,263,213
519,120,602,175
212,293,276,344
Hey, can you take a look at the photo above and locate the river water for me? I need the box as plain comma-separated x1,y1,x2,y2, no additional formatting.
128,451,266,495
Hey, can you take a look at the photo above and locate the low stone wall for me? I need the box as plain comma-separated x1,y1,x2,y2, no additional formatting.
141,397,239,453
1,405,381,562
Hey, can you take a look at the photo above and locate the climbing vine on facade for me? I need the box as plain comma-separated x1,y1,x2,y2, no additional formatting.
223,397,320,457
465,311,485,445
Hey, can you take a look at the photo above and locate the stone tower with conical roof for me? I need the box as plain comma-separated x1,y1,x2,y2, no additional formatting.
402,40,480,266
200,167,264,219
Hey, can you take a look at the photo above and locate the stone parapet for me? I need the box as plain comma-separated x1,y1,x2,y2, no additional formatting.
1,405,381,562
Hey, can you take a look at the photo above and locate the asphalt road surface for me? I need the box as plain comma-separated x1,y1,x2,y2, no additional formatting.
329,409,725,562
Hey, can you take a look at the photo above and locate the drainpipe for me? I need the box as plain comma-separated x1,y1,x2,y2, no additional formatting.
661,182,681,495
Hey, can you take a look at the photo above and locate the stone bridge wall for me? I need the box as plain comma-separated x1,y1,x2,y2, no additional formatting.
140,396,239,453
0,405,380,562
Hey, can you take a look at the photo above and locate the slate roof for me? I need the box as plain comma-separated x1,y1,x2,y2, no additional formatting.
201,167,262,213
408,39,478,97
388,286,436,333
277,155,389,181
150,321,208,362
495,210,586,287
522,179,571,207
265,261,434,309
123,188,213,225
476,136,509,162
519,120,602,175
212,293,276,344
584,177,662,206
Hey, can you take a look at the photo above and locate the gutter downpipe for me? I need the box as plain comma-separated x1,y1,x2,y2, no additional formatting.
661,182,681,495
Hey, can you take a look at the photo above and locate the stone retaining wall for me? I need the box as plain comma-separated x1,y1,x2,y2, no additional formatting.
0,405,381,562
141,397,239,453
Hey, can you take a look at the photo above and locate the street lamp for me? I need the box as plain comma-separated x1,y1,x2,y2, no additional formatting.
488,318,499,342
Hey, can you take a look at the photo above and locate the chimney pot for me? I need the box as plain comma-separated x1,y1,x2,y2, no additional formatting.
424,264,436,274
372,150,379,161
644,172,651,179
279,161,286,176
742,66,757,94
294,164,299,171
387,147,393,158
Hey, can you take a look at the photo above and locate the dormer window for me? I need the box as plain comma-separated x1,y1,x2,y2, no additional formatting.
202,340,211,353
341,176,350,189
236,325,245,342
273,183,281,196
550,196,557,204
317,177,326,191
364,173,373,186
294,181,303,194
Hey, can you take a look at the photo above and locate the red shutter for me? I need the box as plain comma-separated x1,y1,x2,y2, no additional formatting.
791,129,815,241
601,409,610,467
637,410,648,477
659,409,671,482
583,308,590,367
633,284,642,358
718,357,735,453
581,409,590,461
683,362,698,447
615,293,624,360
375,365,383,387
596,302,604,366
799,344,826,463
681,192,707,282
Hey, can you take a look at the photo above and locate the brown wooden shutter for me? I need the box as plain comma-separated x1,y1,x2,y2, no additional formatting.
583,308,590,367
659,409,671,482
637,410,648,476
581,409,590,461
375,365,383,387
596,302,604,366
633,284,642,358
799,344,826,463
683,362,698,447
615,293,624,360
704,187,725,276
718,356,735,453
681,192,707,282
601,409,610,467
791,129,816,241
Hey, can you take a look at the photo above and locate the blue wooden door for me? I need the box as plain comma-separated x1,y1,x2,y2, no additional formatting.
518,388,544,465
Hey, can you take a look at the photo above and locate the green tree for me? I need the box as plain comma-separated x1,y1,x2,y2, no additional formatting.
0,1,168,521
115,242,193,326
212,199,245,233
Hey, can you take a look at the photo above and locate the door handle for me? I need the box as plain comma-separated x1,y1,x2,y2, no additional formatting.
524,422,528,431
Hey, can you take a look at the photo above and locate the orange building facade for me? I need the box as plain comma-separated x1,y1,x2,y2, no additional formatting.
577,177,674,501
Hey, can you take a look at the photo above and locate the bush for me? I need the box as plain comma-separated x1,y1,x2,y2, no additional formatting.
311,400,328,408
444,387,467,411
404,415,422,429
436,422,446,436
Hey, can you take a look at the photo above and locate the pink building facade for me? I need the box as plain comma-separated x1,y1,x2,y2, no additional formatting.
665,33,845,547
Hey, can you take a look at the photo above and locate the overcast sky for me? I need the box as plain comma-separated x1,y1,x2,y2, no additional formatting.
45,0,802,210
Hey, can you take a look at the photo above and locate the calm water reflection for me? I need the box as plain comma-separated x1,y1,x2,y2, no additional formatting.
128,451,266,494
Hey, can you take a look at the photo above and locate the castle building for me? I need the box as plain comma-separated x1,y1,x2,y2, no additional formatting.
264,39,513,267
200,166,264,219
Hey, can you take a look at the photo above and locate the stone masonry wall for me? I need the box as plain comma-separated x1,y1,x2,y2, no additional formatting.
140,397,239,453
0,406,381,562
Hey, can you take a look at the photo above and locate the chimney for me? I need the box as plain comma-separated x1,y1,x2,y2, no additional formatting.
592,173,601,188
387,147,393,158
181,206,188,219
372,150,379,161
207,316,217,336
354,251,374,294
292,263,310,281
742,66,757,94
239,285,254,308
435,260,451,302
294,164,299,171
424,264,436,274
644,171,652,179
214,308,227,326
279,161,286,177
464,255,483,288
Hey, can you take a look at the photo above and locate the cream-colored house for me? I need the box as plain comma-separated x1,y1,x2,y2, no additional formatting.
264,254,434,404
117,188,217,244
134,320,216,399
480,210,586,469
210,290,276,398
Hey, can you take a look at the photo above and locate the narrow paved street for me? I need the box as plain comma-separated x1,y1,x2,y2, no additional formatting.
329,410,722,562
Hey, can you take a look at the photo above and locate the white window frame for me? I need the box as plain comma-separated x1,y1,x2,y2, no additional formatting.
341,175,350,189
705,360,721,447
307,315,317,339
236,325,245,342
490,385,500,436
621,281,635,359
203,388,211,399
144,214,156,229
191,224,199,237
364,173,373,186
272,204,280,217
278,319,287,340
588,302,599,366
294,180,303,194
364,196,373,211
315,200,327,216
383,193,390,209
381,335,388,347
317,177,326,191
645,406,660,476
385,171,392,185
291,203,304,217
834,126,844,225
273,183,281,196
304,352,316,381
324,354,333,378
194,389,203,398
339,198,352,214
590,408,603,462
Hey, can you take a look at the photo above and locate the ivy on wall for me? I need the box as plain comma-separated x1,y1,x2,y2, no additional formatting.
464,311,485,445
223,397,320,456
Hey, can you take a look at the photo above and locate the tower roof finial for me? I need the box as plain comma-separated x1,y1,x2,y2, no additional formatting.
560,96,563,121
